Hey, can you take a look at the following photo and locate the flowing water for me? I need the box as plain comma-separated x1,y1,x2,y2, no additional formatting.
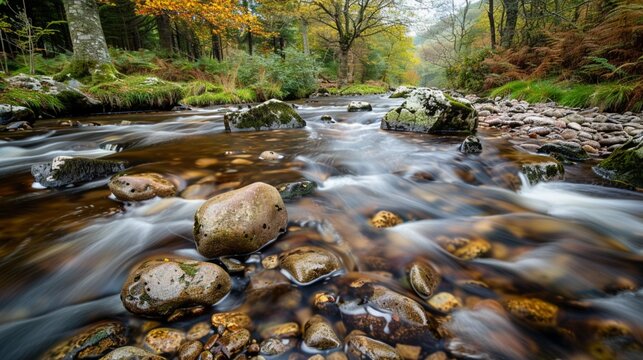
0,95,641,359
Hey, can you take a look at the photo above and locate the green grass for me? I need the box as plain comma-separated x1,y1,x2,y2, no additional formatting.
338,84,388,95
87,76,184,111
183,81,223,97
0,88,63,114
490,80,642,112
182,88,257,106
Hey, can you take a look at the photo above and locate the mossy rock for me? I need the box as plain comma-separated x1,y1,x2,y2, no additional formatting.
223,99,306,132
31,156,127,188
538,142,589,162
277,180,317,201
521,156,565,185
594,137,643,188
381,88,477,134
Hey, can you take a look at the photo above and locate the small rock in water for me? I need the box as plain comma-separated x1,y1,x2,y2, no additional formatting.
0,103,33,125
231,158,253,165
100,346,165,360
4,120,32,131
216,328,250,358
259,150,283,160
144,328,186,355
194,182,288,257
279,246,343,285
520,156,565,185
32,156,127,188
259,322,300,339
108,173,177,201
42,321,127,360
408,261,441,299
178,340,203,360
260,338,296,355
370,210,403,228
320,114,335,122
344,331,402,360
439,236,491,260
211,312,253,332
187,322,212,341
505,298,559,327
121,257,231,317
538,142,589,162
303,315,341,350
459,135,482,154
277,180,317,200
428,292,461,313
347,101,373,112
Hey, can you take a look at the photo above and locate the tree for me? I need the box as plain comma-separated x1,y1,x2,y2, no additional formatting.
62,0,112,75
500,0,518,47
487,0,496,49
312,0,402,87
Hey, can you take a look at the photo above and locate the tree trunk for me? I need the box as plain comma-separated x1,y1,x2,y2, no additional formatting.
156,15,173,54
301,19,310,55
338,46,349,88
62,0,111,65
488,0,496,49
212,34,222,61
279,36,285,59
247,32,253,55
501,0,519,48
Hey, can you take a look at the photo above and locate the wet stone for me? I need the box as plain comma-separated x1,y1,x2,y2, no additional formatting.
121,258,231,317
370,210,403,228
408,261,440,299
277,180,317,201
260,322,300,339
194,182,288,258
99,346,165,360
303,315,341,350
216,328,251,358
260,338,296,356
279,246,343,285
459,135,482,154
440,236,491,260
261,255,279,269
211,312,253,332
109,173,177,201
187,322,212,341
143,328,186,355
259,150,284,160
505,298,559,327
42,321,127,360
344,332,402,360
428,292,461,313
348,101,373,112
224,99,306,132
538,142,589,162
220,258,245,273
178,340,203,360
32,156,127,188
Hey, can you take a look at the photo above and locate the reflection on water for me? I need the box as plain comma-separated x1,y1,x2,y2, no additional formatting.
0,95,641,359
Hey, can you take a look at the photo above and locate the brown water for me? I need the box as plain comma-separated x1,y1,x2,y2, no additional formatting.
0,95,641,359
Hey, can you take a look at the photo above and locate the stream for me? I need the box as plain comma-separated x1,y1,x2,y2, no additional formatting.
0,95,641,359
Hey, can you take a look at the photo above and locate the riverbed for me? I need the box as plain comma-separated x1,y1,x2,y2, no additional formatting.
0,95,641,359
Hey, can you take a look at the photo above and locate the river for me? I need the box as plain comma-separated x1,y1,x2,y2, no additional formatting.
0,95,641,359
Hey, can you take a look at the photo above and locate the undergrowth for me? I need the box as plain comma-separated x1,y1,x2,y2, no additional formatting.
87,76,184,111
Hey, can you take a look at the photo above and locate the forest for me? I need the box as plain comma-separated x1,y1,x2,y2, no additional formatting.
0,0,640,115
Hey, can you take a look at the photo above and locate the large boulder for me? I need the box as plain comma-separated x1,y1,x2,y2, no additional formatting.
224,99,306,132
32,156,127,188
121,257,231,317
594,137,643,188
193,182,288,257
0,104,33,125
381,88,477,134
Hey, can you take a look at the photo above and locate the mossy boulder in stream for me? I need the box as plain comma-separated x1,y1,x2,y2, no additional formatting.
31,156,127,188
42,321,128,360
194,182,288,257
224,99,306,132
594,137,643,188
381,88,477,134
120,257,231,317
520,156,565,185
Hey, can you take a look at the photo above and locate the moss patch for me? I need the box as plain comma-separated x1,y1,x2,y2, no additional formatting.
179,263,198,277
594,139,643,188
87,76,184,111
0,88,63,116
224,99,306,131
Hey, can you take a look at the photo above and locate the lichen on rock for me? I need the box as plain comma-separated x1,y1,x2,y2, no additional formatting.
224,99,306,132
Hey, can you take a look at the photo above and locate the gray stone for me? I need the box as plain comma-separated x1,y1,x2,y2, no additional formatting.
528,127,551,136
390,86,415,99
381,88,477,134
567,122,582,131
459,135,482,153
224,99,306,132
348,101,373,112
592,123,623,132
538,142,589,162
31,156,127,188
0,104,33,125
520,156,565,185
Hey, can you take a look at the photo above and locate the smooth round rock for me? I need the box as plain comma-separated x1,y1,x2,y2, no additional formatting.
99,346,165,360
194,182,288,258
348,101,372,112
211,312,253,332
505,298,559,327
121,258,231,317
109,173,177,201
279,246,343,285
43,321,127,360
260,338,296,355
370,210,403,228
428,292,461,313
218,328,250,358
345,332,402,360
303,315,341,350
143,328,186,355
187,322,212,341
259,151,283,160
178,340,203,360
408,261,440,299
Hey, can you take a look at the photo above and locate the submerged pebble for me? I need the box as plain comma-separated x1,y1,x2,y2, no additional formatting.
279,246,343,285
370,210,403,228
143,328,186,355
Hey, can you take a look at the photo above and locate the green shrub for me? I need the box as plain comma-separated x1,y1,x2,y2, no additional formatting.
339,84,387,95
87,76,184,111
182,88,257,107
446,49,491,91
183,80,223,97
